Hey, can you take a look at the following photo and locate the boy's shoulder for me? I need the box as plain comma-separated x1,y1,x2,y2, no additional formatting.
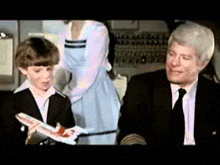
54,90,67,99
13,88,30,96
14,87,67,99
14,79,67,98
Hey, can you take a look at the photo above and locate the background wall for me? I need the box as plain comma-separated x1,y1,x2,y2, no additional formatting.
0,20,219,91
0,21,19,90
19,20,43,84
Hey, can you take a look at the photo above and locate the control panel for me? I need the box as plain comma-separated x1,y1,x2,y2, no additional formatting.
112,31,169,67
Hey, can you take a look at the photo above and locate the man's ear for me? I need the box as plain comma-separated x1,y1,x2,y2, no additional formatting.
18,67,27,75
198,60,209,72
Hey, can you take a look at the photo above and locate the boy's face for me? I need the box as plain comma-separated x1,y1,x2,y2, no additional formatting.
19,65,54,94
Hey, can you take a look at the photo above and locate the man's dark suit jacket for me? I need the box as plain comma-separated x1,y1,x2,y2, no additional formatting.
0,89,75,147
117,69,220,148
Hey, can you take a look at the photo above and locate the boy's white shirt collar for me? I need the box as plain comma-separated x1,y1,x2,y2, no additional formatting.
14,79,56,99
14,79,30,94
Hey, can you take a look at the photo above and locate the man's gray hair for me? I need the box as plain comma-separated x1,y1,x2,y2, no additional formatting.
168,21,215,62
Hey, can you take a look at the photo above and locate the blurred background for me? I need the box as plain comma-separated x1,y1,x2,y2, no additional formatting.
0,20,219,100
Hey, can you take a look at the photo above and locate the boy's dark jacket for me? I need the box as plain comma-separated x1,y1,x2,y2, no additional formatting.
0,89,75,147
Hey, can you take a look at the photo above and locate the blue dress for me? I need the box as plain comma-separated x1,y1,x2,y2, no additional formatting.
55,21,121,144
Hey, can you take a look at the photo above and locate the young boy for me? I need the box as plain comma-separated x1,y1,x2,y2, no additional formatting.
0,37,75,146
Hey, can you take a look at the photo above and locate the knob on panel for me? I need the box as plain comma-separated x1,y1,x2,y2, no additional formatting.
113,32,169,67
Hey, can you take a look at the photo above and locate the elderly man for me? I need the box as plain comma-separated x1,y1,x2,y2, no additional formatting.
117,22,220,148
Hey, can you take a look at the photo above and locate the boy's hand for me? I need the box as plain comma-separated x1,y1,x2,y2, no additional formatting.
25,123,40,144
64,126,88,136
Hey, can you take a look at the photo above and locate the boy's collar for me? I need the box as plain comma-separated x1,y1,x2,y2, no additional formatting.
14,79,56,98
14,79,30,94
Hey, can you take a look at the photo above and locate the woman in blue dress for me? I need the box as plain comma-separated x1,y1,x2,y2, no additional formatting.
54,20,121,144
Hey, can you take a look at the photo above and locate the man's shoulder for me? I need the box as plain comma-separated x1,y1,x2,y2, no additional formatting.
199,74,220,93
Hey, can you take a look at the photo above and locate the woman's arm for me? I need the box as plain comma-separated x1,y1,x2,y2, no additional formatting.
63,24,110,103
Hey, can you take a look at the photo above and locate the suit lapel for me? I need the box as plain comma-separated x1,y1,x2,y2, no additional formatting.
151,71,172,131
194,76,202,136
19,89,43,121
194,75,212,140
47,94,62,126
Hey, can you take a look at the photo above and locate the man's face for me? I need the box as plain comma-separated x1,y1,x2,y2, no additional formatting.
19,65,54,95
166,41,206,87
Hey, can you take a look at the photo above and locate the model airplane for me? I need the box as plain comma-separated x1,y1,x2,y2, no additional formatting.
15,112,88,145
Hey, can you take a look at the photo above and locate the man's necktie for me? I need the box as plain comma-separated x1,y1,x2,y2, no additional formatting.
171,88,186,145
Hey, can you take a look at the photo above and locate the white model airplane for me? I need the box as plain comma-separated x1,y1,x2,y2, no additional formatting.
15,112,88,145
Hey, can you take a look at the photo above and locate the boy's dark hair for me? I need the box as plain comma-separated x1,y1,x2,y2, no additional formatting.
15,37,59,69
